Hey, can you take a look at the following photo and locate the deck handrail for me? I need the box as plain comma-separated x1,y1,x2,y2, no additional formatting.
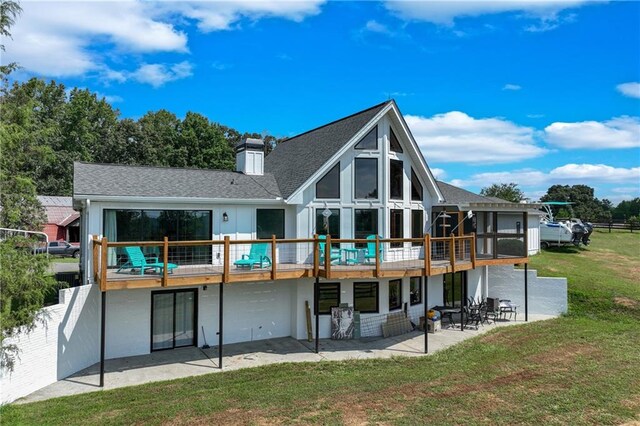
93,234,525,288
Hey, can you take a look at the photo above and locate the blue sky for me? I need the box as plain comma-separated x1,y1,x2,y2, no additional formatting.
5,1,640,203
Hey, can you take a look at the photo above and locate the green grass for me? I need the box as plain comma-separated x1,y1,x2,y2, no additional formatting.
2,231,639,425
50,257,80,264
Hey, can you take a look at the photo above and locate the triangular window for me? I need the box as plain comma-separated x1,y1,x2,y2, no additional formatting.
316,163,340,199
355,126,378,150
389,128,403,153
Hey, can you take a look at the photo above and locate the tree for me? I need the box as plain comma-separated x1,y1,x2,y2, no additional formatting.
540,184,612,221
0,173,45,230
613,198,640,220
0,0,22,78
480,183,525,203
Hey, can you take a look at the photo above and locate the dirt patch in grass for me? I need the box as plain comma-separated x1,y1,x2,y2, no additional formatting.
528,343,603,367
614,297,639,309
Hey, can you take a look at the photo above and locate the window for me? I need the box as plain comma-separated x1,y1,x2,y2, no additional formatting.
411,168,423,201
354,209,378,248
104,209,212,266
389,279,402,310
389,128,403,153
354,158,378,199
355,126,378,150
390,160,404,200
256,209,285,239
411,210,423,246
354,282,379,313
316,163,340,199
390,209,403,248
316,209,340,248
410,277,422,305
318,283,340,314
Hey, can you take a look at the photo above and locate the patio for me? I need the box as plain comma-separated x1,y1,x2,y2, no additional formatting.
17,314,556,404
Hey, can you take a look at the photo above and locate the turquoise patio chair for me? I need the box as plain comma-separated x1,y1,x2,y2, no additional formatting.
364,235,383,263
318,235,342,265
118,246,178,276
234,243,272,269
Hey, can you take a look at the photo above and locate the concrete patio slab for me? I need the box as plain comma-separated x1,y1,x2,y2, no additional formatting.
17,314,556,404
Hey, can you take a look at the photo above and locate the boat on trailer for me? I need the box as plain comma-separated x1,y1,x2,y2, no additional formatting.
539,202,588,248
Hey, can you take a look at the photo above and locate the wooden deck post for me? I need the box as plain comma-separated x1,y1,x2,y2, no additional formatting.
271,235,277,281
162,237,169,287
471,233,477,268
92,238,99,283
325,235,332,279
100,237,108,292
313,234,319,277
423,234,431,276
223,236,230,283
375,235,381,278
449,234,456,273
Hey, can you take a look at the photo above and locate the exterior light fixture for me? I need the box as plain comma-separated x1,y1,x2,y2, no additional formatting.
222,212,229,222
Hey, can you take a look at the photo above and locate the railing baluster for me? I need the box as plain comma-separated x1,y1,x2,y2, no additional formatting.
313,234,319,277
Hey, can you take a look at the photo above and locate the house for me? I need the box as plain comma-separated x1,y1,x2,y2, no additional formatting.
0,100,568,403
67,100,567,387
37,196,80,243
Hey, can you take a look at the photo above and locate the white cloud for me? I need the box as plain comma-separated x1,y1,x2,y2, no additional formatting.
364,20,392,35
4,0,324,80
170,1,325,32
130,61,194,88
430,168,447,179
544,116,640,149
451,164,640,189
4,1,188,77
503,83,522,91
385,1,593,25
95,92,123,104
616,82,640,99
405,111,547,164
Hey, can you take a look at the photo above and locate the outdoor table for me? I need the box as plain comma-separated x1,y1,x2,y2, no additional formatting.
341,248,364,265
432,306,463,331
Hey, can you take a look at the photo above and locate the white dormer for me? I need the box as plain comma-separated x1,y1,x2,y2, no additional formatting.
236,138,264,175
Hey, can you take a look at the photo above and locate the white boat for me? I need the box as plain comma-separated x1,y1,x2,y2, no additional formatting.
539,203,583,248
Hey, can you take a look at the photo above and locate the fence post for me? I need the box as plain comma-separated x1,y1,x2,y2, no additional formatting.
162,237,169,287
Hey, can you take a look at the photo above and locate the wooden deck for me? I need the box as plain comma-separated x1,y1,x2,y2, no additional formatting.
95,235,528,291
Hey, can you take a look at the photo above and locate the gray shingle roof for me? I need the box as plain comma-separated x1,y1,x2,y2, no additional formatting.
74,162,282,200
436,181,492,205
265,101,391,198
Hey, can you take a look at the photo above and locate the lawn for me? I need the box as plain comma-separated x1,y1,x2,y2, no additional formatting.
2,230,639,425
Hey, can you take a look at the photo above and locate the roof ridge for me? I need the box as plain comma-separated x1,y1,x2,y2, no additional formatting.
279,100,392,143
75,161,275,176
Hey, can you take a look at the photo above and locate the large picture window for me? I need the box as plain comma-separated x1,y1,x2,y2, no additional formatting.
410,277,422,305
355,126,378,150
354,158,378,199
389,128,403,153
354,282,379,313
390,209,403,248
354,209,378,248
390,159,403,200
318,283,340,314
411,168,423,201
257,209,285,239
411,210,423,246
103,209,211,266
389,279,402,310
316,163,340,199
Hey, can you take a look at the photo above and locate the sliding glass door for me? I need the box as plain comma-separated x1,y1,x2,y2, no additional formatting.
151,290,197,351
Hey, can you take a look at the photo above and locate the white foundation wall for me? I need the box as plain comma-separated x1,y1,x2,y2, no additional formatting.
105,280,296,359
0,285,100,404
466,268,484,302
488,266,567,315
291,276,444,340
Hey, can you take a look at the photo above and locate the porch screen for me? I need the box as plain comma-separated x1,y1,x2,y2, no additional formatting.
103,209,211,266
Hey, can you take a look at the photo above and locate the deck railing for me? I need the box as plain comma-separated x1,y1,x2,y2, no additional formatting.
92,232,525,290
